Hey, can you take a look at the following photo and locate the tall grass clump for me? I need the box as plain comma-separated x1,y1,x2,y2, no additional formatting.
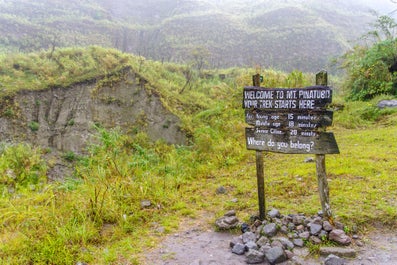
0,143,47,193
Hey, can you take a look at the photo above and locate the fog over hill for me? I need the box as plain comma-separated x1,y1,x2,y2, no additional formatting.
1,0,396,72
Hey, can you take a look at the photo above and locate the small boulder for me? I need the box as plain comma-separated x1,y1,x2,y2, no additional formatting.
309,223,323,236
245,241,259,250
309,235,322,245
323,221,333,232
242,231,256,244
293,238,305,248
224,210,236,217
324,254,346,265
377,99,397,109
256,236,269,247
231,243,246,255
264,246,287,265
329,229,351,246
215,215,239,230
292,215,305,225
245,249,265,264
241,222,250,233
262,223,278,237
274,237,294,250
229,236,243,248
268,209,280,218
298,231,310,240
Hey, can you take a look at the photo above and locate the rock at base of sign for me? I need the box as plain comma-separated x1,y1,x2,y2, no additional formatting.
264,246,287,264
246,249,265,264
377,99,397,109
229,209,357,264
215,211,239,230
329,229,352,246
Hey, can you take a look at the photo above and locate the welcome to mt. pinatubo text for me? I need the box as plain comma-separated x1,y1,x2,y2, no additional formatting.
243,87,332,110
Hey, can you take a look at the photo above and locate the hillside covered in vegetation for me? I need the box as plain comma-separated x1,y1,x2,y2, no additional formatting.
0,0,380,71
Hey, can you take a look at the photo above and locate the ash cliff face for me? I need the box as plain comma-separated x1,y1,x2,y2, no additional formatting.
0,70,186,153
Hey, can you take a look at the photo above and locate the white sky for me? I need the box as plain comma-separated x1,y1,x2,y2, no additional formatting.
359,0,397,14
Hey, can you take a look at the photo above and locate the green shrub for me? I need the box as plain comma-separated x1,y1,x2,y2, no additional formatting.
28,121,39,131
0,143,47,191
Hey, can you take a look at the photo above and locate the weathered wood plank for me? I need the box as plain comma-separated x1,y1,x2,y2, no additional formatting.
242,86,333,110
245,127,340,154
245,109,334,129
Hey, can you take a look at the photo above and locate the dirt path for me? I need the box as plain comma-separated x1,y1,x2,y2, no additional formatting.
143,217,397,265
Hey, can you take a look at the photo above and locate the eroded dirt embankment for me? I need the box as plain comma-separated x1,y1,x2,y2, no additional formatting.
0,70,186,153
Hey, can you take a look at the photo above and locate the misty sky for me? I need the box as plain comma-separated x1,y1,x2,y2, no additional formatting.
359,0,397,15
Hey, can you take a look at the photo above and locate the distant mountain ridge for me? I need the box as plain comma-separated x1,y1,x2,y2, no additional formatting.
0,0,384,72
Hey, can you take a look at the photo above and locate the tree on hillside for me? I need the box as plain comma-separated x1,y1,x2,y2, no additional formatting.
341,15,397,100
365,15,397,42
190,46,210,73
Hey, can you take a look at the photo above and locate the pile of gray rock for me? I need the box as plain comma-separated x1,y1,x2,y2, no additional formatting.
216,209,359,264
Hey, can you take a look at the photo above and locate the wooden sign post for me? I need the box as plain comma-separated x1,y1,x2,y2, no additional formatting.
243,71,338,221
253,74,266,220
315,70,333,220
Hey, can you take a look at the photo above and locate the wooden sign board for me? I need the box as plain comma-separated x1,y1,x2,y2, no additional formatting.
245,127,339,154
243,86,332,110
245,109,333,129
243,85,338,154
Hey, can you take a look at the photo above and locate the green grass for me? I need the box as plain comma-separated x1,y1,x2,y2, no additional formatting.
0,46,131,98
0,47,396,263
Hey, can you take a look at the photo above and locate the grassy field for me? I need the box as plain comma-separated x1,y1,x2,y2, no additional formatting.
0,48,396,264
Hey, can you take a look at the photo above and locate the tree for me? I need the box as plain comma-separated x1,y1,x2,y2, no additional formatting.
366,15,397,42
190,46,210,74
341,15,397,100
